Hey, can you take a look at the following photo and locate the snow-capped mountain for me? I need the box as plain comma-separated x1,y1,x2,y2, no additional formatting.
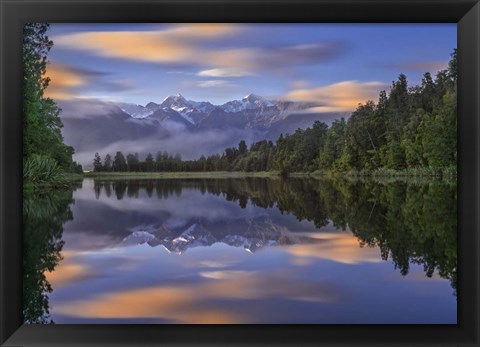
220,93,275,112
117,102,155,119
61,93,346,167
116,92,333,130
158,93,195,124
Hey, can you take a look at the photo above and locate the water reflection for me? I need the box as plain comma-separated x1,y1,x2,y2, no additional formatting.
90,178,457,291
23,184,80,323
24,177,457,324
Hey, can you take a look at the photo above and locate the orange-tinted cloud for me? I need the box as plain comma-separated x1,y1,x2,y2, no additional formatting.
54,24,239,65
284,231,382,265
284,80,387,112
44,64,87,99
53,26,344,76
52,268,338,323
45,263,90,289
44,63,135,101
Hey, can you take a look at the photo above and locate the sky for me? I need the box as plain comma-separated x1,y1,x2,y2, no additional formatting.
45,23,456,109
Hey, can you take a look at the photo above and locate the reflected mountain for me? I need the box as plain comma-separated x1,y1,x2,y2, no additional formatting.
120,216,321,254
89,177,457,293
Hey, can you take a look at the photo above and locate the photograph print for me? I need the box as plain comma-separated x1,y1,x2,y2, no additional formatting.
23,23,457,324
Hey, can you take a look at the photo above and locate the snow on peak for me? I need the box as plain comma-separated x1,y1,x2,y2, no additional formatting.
243,93,259,100
120,93,278,122
160,93,188,107
118,103,154,119
221,93,274,112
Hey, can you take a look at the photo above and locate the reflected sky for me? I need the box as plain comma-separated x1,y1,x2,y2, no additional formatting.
42,178,456,324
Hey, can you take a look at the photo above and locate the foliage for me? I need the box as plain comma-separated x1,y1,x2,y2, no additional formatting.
23,187,77,323
23,23,82,184
90,177,457,294
23,154,65,184
91,49,456,177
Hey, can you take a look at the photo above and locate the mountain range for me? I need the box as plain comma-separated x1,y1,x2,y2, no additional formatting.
60,93,347,167
117,93,338,130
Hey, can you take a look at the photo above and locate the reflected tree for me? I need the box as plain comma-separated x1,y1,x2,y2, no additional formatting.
23,186,77,323
91,177,457,293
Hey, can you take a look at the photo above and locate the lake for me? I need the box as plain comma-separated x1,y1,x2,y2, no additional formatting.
23,177,457,324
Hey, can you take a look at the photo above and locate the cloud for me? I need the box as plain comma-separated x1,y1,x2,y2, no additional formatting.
204,42,344,72
284,80,387,112
384,61,448,73
196,80,236,88
44,63,88,99
53,24,240,65
56,98,122,119
45,63,136,100
53,25,345,74
197,68,254,78
289,80,312,89
167,70,194,75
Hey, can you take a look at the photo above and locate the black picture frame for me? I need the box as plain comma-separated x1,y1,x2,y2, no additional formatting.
1,0,479,346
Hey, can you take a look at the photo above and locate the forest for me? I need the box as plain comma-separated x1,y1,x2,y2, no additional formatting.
92,50,457,177
23,23,82,185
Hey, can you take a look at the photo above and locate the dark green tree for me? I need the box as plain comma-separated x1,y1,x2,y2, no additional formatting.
145,152,154,171
103,154,112,172
93,152,102,172
23,23,79,178
113,151,127,172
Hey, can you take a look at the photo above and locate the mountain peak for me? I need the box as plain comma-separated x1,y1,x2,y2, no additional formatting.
162,93,186,103
243,93,259,100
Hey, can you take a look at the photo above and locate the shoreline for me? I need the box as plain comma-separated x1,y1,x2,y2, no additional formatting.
82,169,456,181
83,171,282,179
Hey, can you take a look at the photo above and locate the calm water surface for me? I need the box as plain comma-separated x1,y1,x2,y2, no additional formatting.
23,177,457,324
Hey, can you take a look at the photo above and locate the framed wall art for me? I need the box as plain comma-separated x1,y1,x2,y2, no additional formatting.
1,0,479,346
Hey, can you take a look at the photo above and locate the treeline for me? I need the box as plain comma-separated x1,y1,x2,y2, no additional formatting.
93,50,457,176
23,23,82,184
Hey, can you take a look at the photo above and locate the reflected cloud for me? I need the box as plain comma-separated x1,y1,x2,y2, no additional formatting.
45,263,90,289
199,270,251,280
52,269,338,323
285,232,382,265
32,177,456,324
197,260,238,268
